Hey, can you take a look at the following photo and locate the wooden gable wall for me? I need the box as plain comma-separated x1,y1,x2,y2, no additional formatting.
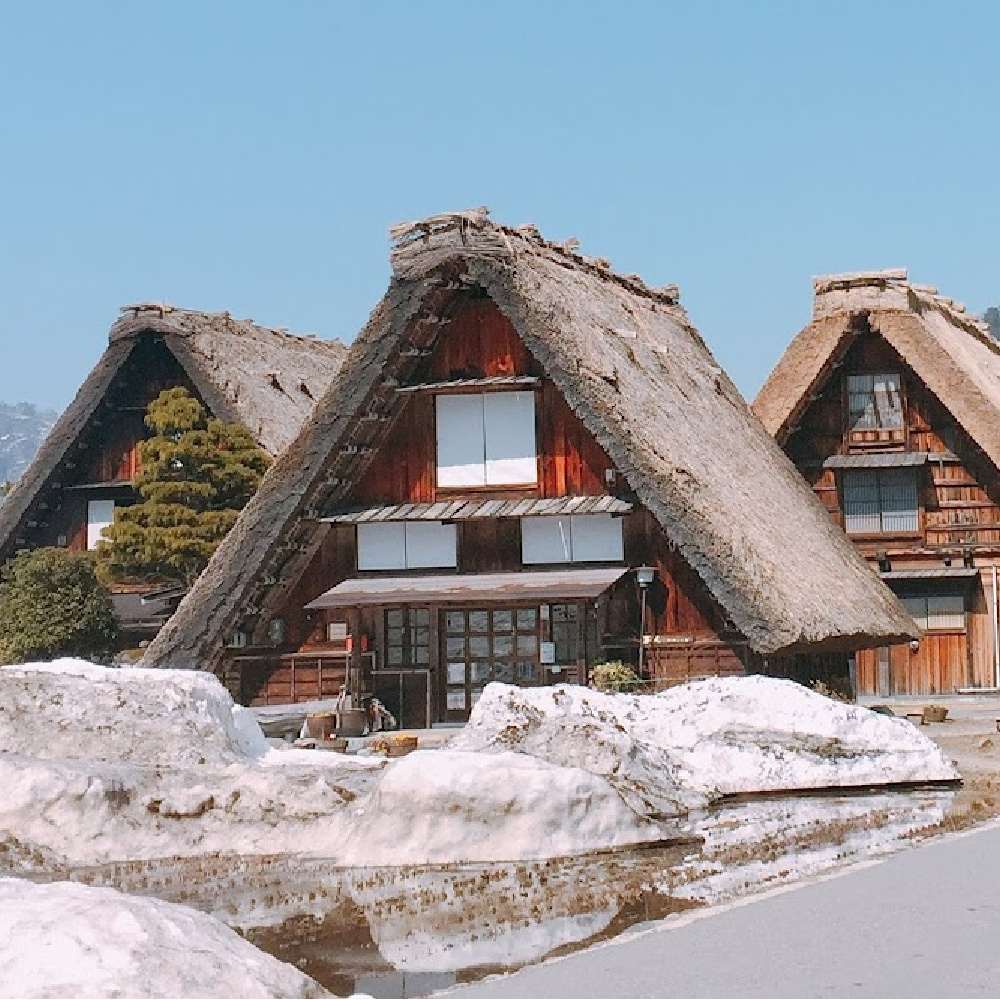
269,294,748,684
784,331,1000,554
780,324,1000,694
16,335,201,555
352,300,614,505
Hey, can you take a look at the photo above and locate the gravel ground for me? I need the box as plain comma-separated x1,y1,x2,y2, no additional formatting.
858,694,1000,834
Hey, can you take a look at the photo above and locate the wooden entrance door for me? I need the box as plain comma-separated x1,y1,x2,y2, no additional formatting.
440,606,542,722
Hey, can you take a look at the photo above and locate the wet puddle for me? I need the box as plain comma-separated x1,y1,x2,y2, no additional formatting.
18,787,956,998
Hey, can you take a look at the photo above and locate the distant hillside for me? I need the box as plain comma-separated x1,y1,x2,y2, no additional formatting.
0,402,59,490
985,306,1000,341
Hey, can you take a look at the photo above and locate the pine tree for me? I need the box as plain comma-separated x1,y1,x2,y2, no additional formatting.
0,548,119,664
98,387,271,585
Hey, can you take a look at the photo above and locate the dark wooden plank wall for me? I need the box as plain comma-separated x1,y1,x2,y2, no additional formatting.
353,299,615,506
785,330,1000,694
274,505,744,681
27,336,201,554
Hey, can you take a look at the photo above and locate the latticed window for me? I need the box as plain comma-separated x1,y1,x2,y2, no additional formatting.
385,608,430,666
900,593,965,631
847,374,903,432
843,468,918,533
552,603,580,663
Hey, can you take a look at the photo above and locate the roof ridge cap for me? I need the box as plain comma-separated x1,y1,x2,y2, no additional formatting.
109,304,345,350
389,207,682,306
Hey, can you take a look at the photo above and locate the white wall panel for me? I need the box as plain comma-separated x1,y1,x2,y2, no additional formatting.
436,395,486,487
521,516,573,564
357,522,407,570
87,500,115,550
570,514,624,562
484,391,537,485
405,521,457,568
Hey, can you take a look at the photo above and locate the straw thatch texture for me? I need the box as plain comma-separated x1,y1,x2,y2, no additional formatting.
143,213,917,673
0,306,346,561
754,271,1000,469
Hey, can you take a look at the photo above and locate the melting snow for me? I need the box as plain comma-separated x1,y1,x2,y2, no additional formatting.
0,661,957,875
0,877,328,998
0,660,960,996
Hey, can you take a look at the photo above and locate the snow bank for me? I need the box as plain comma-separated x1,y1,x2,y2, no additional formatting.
0,658,251,767
0,663,958,873
450,677,959,804
0,877,328,998
341,749,665,865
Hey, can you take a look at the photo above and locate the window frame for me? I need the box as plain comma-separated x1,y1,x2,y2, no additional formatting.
841,467,921,536
86,499,115,550
520,514,625,565
357,520,458,571
899,592,966,632
435,390,539,490
846,372,905,434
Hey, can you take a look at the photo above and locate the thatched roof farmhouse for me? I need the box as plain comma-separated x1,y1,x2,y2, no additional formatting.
754,269,1000,694
142,212,916,716
0,304,347,626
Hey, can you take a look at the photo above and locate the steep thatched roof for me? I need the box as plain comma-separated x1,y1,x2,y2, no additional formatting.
0,305,347,560
143,211,916,672
754,270,1000,466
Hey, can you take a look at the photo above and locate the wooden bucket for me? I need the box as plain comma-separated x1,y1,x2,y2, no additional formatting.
338,708,368,737
304,713,335,740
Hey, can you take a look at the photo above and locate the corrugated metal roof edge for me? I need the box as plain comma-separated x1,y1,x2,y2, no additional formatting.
321,495,634,523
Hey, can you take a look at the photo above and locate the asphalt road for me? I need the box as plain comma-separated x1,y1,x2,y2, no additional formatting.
440,818,1000,999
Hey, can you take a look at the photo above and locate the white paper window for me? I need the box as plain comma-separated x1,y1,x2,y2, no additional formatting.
404,521,458,568
484,392,538,484
87,500,115,550
436,395,487,487
570,513,625,562
357,521,457,570
357,522,407,570
436,392,537,487
901,593,965,631
522,516,573,564
521,514,624,564
843,469,918,534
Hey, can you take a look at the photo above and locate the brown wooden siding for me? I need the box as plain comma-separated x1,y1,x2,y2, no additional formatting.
18,335,201,555
428,298,539,380
349,298,616,507
784,328,1000,694
228,294,855,707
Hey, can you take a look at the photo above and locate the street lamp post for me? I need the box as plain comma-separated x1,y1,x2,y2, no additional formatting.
635,565,656,679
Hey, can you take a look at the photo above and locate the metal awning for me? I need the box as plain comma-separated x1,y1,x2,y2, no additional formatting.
321,495,633,524
880,568,980,581
823,452,931,469
64,480,135,490
395,375,541,394
304,567,630,609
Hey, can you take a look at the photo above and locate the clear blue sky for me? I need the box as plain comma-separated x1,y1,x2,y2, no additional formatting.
1,1,997,411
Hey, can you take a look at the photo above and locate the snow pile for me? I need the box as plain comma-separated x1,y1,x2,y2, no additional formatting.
0,660,384,867
450,677,959,805
0,877,328,998
341,749,664,865
0,662,958,873
0,659,256,767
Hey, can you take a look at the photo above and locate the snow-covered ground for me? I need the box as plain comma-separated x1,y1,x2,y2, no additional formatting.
0,660,960,995
0,877,328,998
0,660,957,873
450,678,960,810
